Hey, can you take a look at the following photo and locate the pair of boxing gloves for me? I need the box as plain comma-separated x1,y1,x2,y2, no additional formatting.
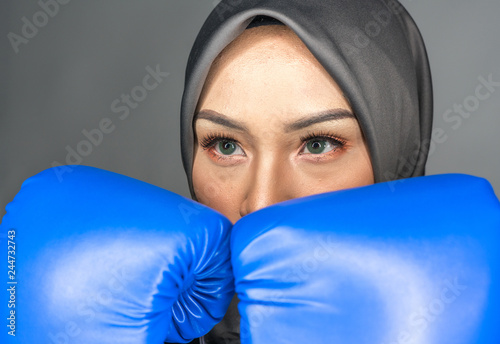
1,165,499,343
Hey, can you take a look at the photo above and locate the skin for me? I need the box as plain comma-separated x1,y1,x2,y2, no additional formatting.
192,25,374,224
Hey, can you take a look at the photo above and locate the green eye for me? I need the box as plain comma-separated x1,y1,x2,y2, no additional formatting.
218,140,237,155
305,139,330,154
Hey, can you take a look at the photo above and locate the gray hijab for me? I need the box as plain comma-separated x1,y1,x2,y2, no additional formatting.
180,0,433,200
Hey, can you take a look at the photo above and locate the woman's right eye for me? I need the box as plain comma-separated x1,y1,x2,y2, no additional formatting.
214,140,244,156
199,134,246,160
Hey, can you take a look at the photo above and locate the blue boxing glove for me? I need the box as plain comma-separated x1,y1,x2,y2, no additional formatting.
1,166,233,343
232,174,500,344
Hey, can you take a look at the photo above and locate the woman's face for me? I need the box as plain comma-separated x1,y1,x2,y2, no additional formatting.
192,25,374,224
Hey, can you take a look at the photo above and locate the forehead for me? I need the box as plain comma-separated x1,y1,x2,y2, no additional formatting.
197,25,350,120
212,25,312,66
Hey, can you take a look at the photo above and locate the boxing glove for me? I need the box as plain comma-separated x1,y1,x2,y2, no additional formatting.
231,174,500,344
1,165,233,343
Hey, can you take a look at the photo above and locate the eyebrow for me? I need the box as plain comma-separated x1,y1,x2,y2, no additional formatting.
284,109,355,132
194,108,355,132
194,110,249,132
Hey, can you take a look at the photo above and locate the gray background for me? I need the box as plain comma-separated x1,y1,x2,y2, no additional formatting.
1,0,499,218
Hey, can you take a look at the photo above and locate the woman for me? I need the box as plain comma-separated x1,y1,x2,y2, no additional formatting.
179,0,432,343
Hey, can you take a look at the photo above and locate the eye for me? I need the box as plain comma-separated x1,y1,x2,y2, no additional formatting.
303,139,335,154
199,133,245,159
215,139,244,156
299,133,347,156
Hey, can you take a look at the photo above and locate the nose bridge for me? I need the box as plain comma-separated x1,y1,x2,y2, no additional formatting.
240,153,289,218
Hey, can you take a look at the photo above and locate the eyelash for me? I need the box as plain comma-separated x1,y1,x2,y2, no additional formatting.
199,132,240,150
299,131,348,152
198,131,348,159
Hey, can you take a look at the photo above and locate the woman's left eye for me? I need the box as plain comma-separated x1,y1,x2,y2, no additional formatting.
300,137,345,155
